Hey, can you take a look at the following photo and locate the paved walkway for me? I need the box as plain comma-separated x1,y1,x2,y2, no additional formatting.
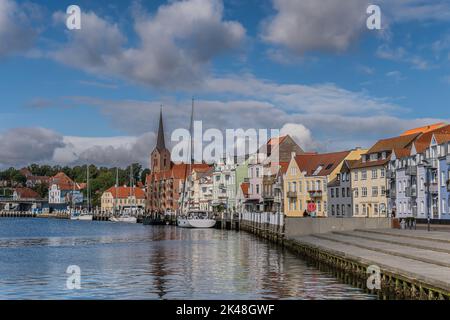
291,228,450,293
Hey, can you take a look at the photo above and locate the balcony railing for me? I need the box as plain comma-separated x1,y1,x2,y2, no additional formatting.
308,190,323,198
405,166,417,176
286,191,297,198
405,186,417,198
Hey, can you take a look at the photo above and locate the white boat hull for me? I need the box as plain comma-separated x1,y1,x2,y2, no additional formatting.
70,214,93,221
177,218,216,228
109,216,137,224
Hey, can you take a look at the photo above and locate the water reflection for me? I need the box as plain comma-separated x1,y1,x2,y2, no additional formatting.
0,218,375,300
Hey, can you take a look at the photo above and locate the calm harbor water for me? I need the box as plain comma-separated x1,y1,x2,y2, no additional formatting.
0,218,375,300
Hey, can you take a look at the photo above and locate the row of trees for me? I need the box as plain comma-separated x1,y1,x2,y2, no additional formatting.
0,164,150,207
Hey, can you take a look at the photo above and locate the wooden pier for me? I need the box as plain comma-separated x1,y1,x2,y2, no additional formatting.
285,228,450,300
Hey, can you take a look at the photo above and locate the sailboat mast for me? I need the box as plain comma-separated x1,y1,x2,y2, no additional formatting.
86,165,90,212
114,167,118,214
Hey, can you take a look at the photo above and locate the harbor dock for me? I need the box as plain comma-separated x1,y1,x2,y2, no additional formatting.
285,228,450,300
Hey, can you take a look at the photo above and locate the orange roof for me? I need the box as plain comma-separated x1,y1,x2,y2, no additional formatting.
350,157,391,169
434,133,450,145
294,151,350,177
148,163,213,182
412,124,450,153
367,133,419,154
401,122,446,136
14,187,40,199
105,186,145,199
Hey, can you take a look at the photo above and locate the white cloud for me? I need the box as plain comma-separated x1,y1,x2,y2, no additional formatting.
261,0,450,57
50,0,245,89
0,0,39,57
0,127,65,167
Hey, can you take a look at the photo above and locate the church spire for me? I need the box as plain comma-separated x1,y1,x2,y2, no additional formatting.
156,105,166,150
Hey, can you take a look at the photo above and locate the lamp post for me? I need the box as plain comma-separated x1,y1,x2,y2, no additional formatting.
423,160,431,232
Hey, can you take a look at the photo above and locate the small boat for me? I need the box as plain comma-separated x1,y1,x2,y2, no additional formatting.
177,211,216,228
70,211,93,221
109,214,137,224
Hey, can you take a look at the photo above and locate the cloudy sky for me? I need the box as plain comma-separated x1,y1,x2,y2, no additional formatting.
1,0,450,168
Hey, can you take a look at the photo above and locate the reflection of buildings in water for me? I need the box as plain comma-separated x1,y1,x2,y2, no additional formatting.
149,244,169,299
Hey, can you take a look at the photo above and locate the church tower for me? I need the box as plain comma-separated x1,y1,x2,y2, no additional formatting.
151,107,171,173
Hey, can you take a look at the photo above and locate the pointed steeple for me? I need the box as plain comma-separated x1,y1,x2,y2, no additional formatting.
156,105,166,150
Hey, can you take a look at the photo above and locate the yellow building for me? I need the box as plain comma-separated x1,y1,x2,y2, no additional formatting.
350,134,419,217
284,149,366,217
101,186,146,213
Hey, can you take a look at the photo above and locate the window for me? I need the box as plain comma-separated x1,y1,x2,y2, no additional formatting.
380,168,385,178
381,186,386,196
355,204,359,215
374,204,379,215
372,187,378,197
298,181,302,193
336,205,340,215
331,188,334,198
420,201,425,214
347,187,350,197
361,170,367,180
318,201,321,212
441,171,446,187
256,184,260,194
256,168,260,178
336,188,339,198
354,172,358,181
342,204,345,215
342,188,345,198
362,187,368,197
354,188,359,198
331,205,335,215
372,169,378,179
292,182,297,192
420,177,424,191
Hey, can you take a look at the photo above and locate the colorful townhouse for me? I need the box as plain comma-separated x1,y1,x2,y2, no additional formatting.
351,133,421,217
212,156,237,212
244,135,304,213
101,186,146,213
284,149,365,217
427,133,450,220
387,124,450,219
327,160,357,217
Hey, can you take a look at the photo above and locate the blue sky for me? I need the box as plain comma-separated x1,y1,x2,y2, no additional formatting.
1,0,450,168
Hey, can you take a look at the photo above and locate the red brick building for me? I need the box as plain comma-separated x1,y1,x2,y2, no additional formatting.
145,109,211,213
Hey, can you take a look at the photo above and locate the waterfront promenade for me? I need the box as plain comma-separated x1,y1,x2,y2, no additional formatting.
286,229,450,299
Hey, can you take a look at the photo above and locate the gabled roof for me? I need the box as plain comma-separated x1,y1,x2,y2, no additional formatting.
104,186,145,199
413,124,450,153
367,133,419,154
401,122,446,136
294,151,350,177
14,187,40,199
434,133,450,145
391,148,411,160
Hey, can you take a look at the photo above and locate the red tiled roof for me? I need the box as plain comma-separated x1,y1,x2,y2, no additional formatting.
367,133,419,154
105,186,146,199
434,133,450,145
392,148,411,159
350,157,391,169
294,151,350,177
413,124,450,153
14,187,40,199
